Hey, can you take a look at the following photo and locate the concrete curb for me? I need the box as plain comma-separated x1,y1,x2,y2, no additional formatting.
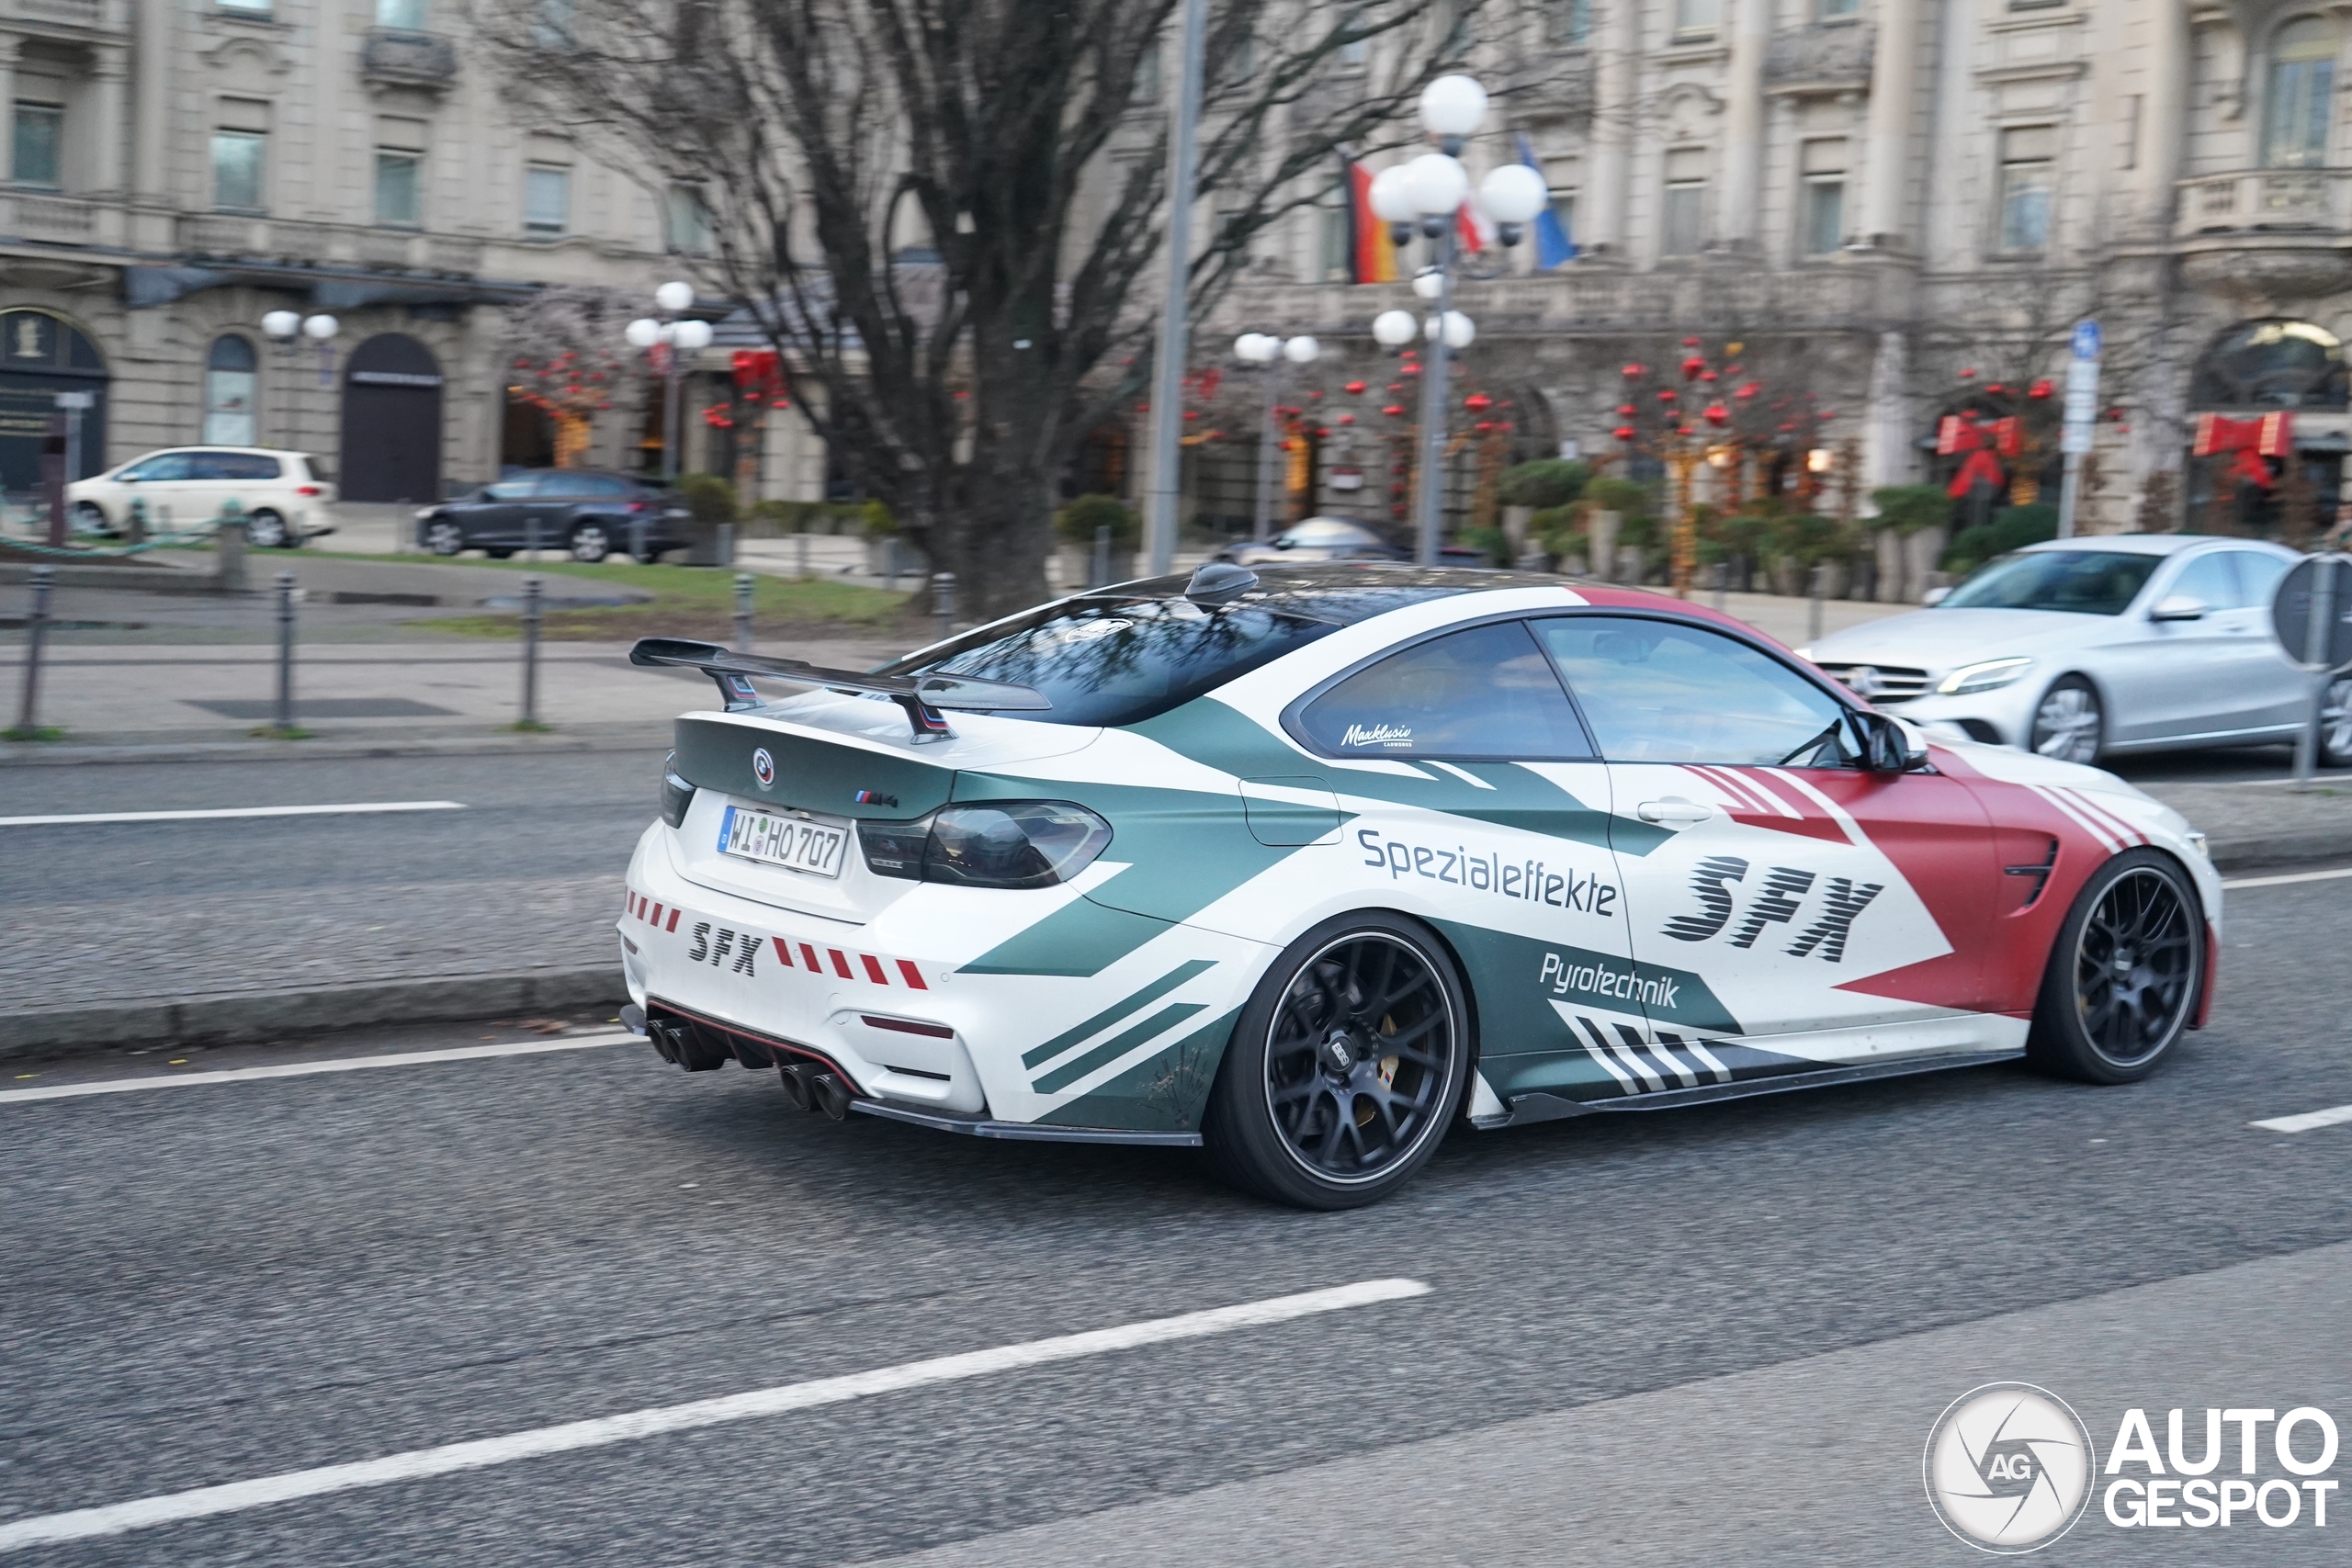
0,723,676,766
2207,827,2352,874
0,966,632,1062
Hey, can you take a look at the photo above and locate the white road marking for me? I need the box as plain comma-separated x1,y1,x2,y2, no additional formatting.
2223,865,2352,891
2252,1103,2352,1134
0,1277,1431,1552
0,1034,639,1104
0,801,466,828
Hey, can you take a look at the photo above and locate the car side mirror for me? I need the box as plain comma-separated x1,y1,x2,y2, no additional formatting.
2150,594,2207,622
1849,710,1920,773
1920,585,1951,607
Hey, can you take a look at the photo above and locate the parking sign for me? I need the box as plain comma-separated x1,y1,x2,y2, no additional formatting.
2072,320,2102,361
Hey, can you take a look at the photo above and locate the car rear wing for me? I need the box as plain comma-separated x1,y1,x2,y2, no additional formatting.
628,637,1049,743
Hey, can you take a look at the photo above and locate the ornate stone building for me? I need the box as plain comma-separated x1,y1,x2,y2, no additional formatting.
1211,0,2352,538
0,0,700,503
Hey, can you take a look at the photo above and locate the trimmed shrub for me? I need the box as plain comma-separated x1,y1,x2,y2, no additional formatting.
1053,492,1139,550
1498,459,1590,511
1870,484,1953,535
676,473,740,524
1943,502,2058,574
1584,475,1652,518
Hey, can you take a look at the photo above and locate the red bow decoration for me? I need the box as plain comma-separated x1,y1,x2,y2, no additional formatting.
1939,414,2022,498
2193,412,2292,491
730,350,784,405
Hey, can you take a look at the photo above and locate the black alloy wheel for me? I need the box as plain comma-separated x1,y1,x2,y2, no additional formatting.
2320,672,2352,769
424,519,466,556
71,501,109,534
2028,849,2202,1084
2029,675,2102,765
570,521,613,563
1206,912,1468,1209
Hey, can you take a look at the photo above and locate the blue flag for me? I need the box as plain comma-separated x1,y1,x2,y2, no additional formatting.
1517,133,1576,268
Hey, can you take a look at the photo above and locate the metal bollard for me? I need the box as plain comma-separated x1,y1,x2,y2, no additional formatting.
126,496,147,547
628,511,647,565
884,536,899,592
2293,555,2339,791
1808,561,1827,645
1092,525,1111,591
10,566,53,739
795,531,809,581
520,574,543,728
733,570,755,653
1711,559,1728,613
273,570,297,734
932,571,956,640
526,514,541,565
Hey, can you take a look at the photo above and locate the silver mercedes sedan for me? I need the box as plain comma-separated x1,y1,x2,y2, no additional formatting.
1796,535,2344,766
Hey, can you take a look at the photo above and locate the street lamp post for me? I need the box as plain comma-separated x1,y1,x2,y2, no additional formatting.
1234,333,1320,541
261,310,340,456
1364,75,1548,566
626,281,713,486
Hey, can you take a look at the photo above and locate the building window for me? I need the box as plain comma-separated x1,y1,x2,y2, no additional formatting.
532,0,575,49
376,0,427,27
1801,138,1846,254
212,130,267,212
12,102,61,187
1546,0,1592,44
2264,17,2335,169
1318,183,1351,280
375,151,421,227
1550,188,1576,244
1996,125,2054,252
1674,0,1721,39
216,0,273,14
524,164,569,234
1661,149,1707,256
204,335,258,446
1816,0,1860,18
665,184,712,252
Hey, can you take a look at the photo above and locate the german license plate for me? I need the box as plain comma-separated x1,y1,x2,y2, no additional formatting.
718,804,849,879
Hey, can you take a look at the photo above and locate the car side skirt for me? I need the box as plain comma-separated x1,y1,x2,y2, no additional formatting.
1476,1048,2027,1128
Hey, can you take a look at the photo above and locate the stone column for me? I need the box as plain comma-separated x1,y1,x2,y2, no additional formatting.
1859,0,1922,246
133,0,170,201
1860,329,1913,499
2136,0,2190,236
1721,0,1771,247
1584,0,1638,256
89,45,128,197
0,38,19,188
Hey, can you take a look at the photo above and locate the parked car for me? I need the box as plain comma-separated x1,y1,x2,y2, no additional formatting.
415,470,695,563
1796,534,2336,764
65,447,337,548
1212,515,1487,569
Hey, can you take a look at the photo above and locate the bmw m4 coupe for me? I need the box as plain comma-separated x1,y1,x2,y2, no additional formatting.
616,564,2220,1208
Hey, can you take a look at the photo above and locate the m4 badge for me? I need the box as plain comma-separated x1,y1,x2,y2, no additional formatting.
1661,856,1882,962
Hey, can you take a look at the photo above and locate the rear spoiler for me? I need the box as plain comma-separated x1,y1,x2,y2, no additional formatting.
628,637,1049,743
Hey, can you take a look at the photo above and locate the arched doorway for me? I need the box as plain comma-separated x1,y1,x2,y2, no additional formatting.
0,308,107,496
340,333,445,502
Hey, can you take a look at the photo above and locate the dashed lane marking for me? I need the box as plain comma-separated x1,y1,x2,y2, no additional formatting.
0,1277,1431,1552
0,802,466,828
2252,1103,2352,1134
0,1033,638,1104
2222,865,2352,891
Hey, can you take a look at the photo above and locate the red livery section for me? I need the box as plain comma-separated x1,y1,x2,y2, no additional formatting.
621,889,928,988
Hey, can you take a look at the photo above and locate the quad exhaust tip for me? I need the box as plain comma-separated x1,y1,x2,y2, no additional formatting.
808,1071,852,1121
777,1061,815,1111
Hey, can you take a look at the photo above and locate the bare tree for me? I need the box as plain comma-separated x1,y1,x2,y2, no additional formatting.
478,0,1551,614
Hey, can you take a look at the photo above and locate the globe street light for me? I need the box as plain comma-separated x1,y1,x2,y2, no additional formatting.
629,281,705,482
261,309,340,452
1379,72,1550,566
1235,332,1320,542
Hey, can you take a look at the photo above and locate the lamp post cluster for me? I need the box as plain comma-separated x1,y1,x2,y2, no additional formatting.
626,280,715,482
1359,74,1548,566
260,310,340,453
1232,331,1319,541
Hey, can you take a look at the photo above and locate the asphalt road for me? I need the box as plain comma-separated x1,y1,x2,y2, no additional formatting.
2,848,2349,1562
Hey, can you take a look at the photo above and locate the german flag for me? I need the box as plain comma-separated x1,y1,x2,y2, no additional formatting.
1343,155,1398,285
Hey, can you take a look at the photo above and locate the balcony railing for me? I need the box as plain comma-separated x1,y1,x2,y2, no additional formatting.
2,191,98,242
2176,168,2352,238
360,28,459,92
2,0,119,36
1224,264,1886,338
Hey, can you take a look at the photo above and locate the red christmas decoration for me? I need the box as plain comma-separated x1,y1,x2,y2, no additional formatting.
1680,355,1707,379
1699,369,1719,383
1336,412,1355,425
1613,424,1636,442
1681,336,1702,348
1657,389,1678,402
1703,403,1730,426
2194,412,2292,490
1958,367,1977,379
1735,383,1760,400
1678,423,1696,436
1621,363,1645,378
1383,404,1407,417
1475,421,1495,432
1616,403,1637,417
1464,392,1493,412
1344,380,1367,395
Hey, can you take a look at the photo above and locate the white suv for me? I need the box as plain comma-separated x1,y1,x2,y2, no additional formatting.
67,447,339,548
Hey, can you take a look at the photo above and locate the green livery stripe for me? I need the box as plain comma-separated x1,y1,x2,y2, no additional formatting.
1032,1002,1209,1095
1019,959,1218,1069
960,899,1175,978
1035,1007,1242,1133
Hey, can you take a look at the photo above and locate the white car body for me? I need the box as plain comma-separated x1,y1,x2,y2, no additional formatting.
65,446,338,543
1799,534,2305,760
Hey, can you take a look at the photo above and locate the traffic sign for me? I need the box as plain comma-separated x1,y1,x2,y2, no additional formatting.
2273,555,2352,673
2072,320,2102,361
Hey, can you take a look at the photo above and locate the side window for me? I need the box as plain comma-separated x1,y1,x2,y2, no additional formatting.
216,453,279,480
185,452,236,480
2230,550,2291,612
1535,615,1851,766
481,479,534,502
122,453,193,482
1295,620,1593,760
535,472,590,498
2165,552,2242,610
575,474,631,496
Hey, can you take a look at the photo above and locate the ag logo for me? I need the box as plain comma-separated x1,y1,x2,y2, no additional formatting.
1844,665,1885,699
1924,1382,2096,1554
751,748,776,788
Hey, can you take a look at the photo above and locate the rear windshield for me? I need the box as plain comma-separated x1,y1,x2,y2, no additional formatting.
1939,550,2161,616
876,594,1337,727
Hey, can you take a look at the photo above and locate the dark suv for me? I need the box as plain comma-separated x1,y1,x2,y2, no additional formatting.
416,470,695,563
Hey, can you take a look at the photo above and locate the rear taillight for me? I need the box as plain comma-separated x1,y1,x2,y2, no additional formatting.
660,753,695,828
628,500,650,513
856,802,1110,890
296,485,322,496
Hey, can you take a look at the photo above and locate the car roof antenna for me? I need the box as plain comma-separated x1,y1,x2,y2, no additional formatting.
1184,561,1258,608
